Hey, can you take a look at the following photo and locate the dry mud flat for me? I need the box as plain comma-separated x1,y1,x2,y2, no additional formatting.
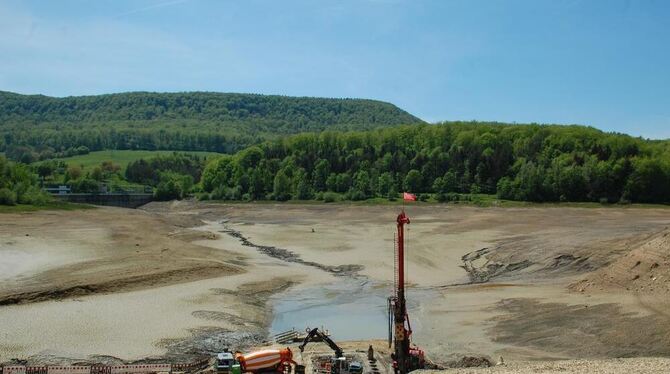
1,202,670,366
0,206,284,362
0,207,241,305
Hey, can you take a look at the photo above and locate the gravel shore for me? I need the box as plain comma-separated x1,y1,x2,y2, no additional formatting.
432,358,670,373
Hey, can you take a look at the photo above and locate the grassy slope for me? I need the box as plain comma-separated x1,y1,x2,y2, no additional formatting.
49,150,220,172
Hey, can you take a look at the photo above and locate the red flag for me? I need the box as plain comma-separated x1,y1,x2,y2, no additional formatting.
403,192,416,201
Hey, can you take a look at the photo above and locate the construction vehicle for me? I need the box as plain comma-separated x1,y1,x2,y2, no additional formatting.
298,328,362,374
216,348,301,374
216,349,238,374
388,210,425,374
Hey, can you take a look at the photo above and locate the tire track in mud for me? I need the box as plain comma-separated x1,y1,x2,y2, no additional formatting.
219,223,364,277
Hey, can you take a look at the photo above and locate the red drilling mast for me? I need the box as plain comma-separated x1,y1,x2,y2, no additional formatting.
388,210,425,374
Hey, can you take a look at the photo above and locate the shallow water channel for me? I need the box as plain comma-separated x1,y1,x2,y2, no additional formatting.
269,278,433,342
270,279,388,341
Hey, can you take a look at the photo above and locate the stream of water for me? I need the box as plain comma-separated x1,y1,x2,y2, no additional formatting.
270,279,390,341
270,278,435,342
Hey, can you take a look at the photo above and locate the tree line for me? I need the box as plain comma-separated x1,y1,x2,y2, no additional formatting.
199,123,670,204
4,121,670,206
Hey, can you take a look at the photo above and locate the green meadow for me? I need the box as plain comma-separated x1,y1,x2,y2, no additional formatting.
49,150,220,172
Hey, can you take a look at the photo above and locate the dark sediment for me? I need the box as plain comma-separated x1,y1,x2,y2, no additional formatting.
220,224,363,277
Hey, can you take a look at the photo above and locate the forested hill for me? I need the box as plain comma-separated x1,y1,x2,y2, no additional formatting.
200,122,670,204
0,91,423,154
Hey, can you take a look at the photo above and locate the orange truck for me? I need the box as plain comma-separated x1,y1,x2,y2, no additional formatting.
226,348,301,374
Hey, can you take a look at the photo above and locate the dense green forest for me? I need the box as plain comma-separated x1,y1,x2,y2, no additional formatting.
199,122,670,204
0,91,422,159
0,156,51,205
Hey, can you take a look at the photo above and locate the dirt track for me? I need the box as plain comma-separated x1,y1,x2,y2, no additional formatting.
1,201,670,365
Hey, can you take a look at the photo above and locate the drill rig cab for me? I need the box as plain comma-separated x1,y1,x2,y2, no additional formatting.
388,210,425,374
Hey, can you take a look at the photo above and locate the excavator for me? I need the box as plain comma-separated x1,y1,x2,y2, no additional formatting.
298,328,362,374
388,210,425,374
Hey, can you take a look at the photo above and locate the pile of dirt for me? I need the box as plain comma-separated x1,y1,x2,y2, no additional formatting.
445,356,493,368
570,228,670,295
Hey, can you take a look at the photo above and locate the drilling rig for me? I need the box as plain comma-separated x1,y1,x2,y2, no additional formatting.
388,210,425,374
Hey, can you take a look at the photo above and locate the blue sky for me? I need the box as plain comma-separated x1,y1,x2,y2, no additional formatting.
1,0,669,139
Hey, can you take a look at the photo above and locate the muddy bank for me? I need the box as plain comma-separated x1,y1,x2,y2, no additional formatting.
0,208,246,306
0,207,299,363
0,277,295,365
157,278,296,362
0,263,241,306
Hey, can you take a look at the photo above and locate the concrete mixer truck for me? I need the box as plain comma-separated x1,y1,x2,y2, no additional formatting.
217,347,304,374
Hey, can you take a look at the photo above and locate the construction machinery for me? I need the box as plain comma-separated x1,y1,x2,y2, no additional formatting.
216,348,302,374
235,348,295,373
216,349,238,374
388,210,425,374
298,328,362,374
